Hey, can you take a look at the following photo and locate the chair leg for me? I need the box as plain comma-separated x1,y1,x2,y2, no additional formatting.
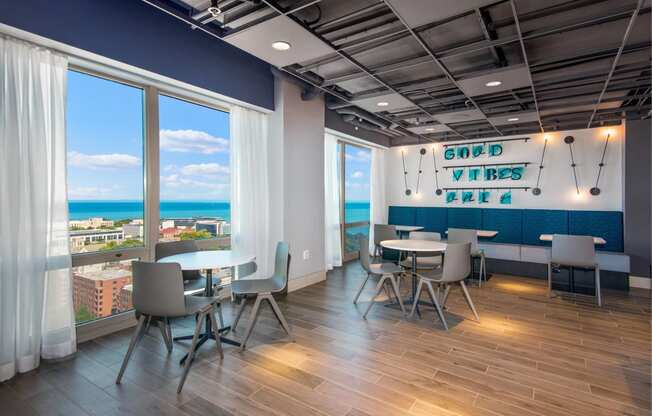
363,276,387,319
424,281,448,331
208,304,224,359
239,295,263,351
595,266,602,307
409,278,424,318
353,273,372,304
231,296,247,332
177,311,206,393
388,275,406,315
116,315,147,384
441,284,451,308
216,303,225,329
479,255,486,287
158,318,172,353
459,281,480,322
547,262,553,298
266,294,294,341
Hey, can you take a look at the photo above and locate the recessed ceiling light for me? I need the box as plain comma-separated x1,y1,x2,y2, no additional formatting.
271,41,291,51
485,81,502,87
377,101,389,107
426,127,435,132
507,117,519,122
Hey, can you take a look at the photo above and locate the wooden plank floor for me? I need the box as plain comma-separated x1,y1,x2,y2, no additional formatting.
2,262,650,416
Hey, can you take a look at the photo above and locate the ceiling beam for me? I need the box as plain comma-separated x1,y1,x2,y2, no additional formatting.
510,0,543,133
587,0,644,127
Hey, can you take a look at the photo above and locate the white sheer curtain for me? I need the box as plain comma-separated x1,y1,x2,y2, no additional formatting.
324,133,342,270
0,36,75,382
230,105,274,278
369,147,388,252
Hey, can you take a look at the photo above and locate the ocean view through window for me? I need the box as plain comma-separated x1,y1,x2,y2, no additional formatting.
343,144,371,254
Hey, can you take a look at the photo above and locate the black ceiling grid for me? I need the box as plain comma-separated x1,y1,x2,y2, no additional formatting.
146,0,651,146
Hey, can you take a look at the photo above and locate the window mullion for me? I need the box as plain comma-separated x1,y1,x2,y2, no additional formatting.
144,85,160,262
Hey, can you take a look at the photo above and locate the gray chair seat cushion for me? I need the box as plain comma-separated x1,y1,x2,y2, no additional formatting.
231,278,284,295
157,295,218,317
400,256,442,269
417,269,445,282
183,276,221,294
471,249,484,257
369,262,402,275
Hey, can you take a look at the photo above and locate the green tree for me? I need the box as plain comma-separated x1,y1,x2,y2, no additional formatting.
179,230,212,240
100,239,143,251
75,306,94,323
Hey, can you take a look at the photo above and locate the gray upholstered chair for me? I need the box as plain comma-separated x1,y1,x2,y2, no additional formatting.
116,261,223,393
355,236,406,318
155,240,221,295
548,234,601,306
400,231,443,271
447,228,486,286
230,242,293,351
373,224,398,258
410,242,479,330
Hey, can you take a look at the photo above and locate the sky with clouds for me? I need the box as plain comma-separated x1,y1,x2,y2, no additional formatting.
66,70,370,202
67,70,230,201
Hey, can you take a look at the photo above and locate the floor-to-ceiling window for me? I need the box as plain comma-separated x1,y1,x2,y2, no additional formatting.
67,70,146,324
340,142,371,261
158,94,231,245
67,69,233,327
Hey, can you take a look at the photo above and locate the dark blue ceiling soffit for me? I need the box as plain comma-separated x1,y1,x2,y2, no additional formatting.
0,0,274,110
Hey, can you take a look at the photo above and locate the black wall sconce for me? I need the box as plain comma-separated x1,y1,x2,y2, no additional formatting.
415,148,426,194
564,136,581,195
532,136,548,196
590,133,611,196
432,148,442,195
401,150,411,196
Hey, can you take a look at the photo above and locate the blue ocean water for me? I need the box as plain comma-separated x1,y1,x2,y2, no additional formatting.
68,200,370,223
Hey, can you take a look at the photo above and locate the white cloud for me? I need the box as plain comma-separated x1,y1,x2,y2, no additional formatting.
161,174,228,191
69,186,114,199
160,129,229,154
67,151,140,169
345,181,369,189
345,149,371,162
180,163,229,177
351,170,364,179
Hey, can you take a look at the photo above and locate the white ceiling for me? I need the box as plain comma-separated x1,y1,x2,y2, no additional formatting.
457,66,533,97
224,15,336,67
434,108,486,124
351,91,414,113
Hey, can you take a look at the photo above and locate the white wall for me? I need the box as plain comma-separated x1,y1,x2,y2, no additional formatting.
271,77,326,284
386,126,624,211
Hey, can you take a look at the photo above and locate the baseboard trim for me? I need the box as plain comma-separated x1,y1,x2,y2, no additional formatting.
629,275,652,290
288,270,326,292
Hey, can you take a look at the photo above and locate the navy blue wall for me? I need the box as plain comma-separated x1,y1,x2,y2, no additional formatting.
0,0,274,110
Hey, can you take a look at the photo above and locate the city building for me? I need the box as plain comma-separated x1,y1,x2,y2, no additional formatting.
72,263,133,320
122,220,144,239
195,219,226,237
69,217,114,229
69,229,124,251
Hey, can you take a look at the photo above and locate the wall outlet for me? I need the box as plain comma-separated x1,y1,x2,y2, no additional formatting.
303,250,311,260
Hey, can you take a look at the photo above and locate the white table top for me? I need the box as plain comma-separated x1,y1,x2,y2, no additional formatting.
157,250,255,270
380,239,447,252
445,229,498,238
393,225,424,232
539,234,606,245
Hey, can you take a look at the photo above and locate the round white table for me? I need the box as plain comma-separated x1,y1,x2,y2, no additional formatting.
158,250,254,361
380,239,447,304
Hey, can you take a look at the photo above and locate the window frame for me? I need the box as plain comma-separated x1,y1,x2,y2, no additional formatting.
338,141,372,263
69,64,232,341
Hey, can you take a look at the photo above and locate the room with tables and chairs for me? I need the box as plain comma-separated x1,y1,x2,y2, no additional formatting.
1,1,650,415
